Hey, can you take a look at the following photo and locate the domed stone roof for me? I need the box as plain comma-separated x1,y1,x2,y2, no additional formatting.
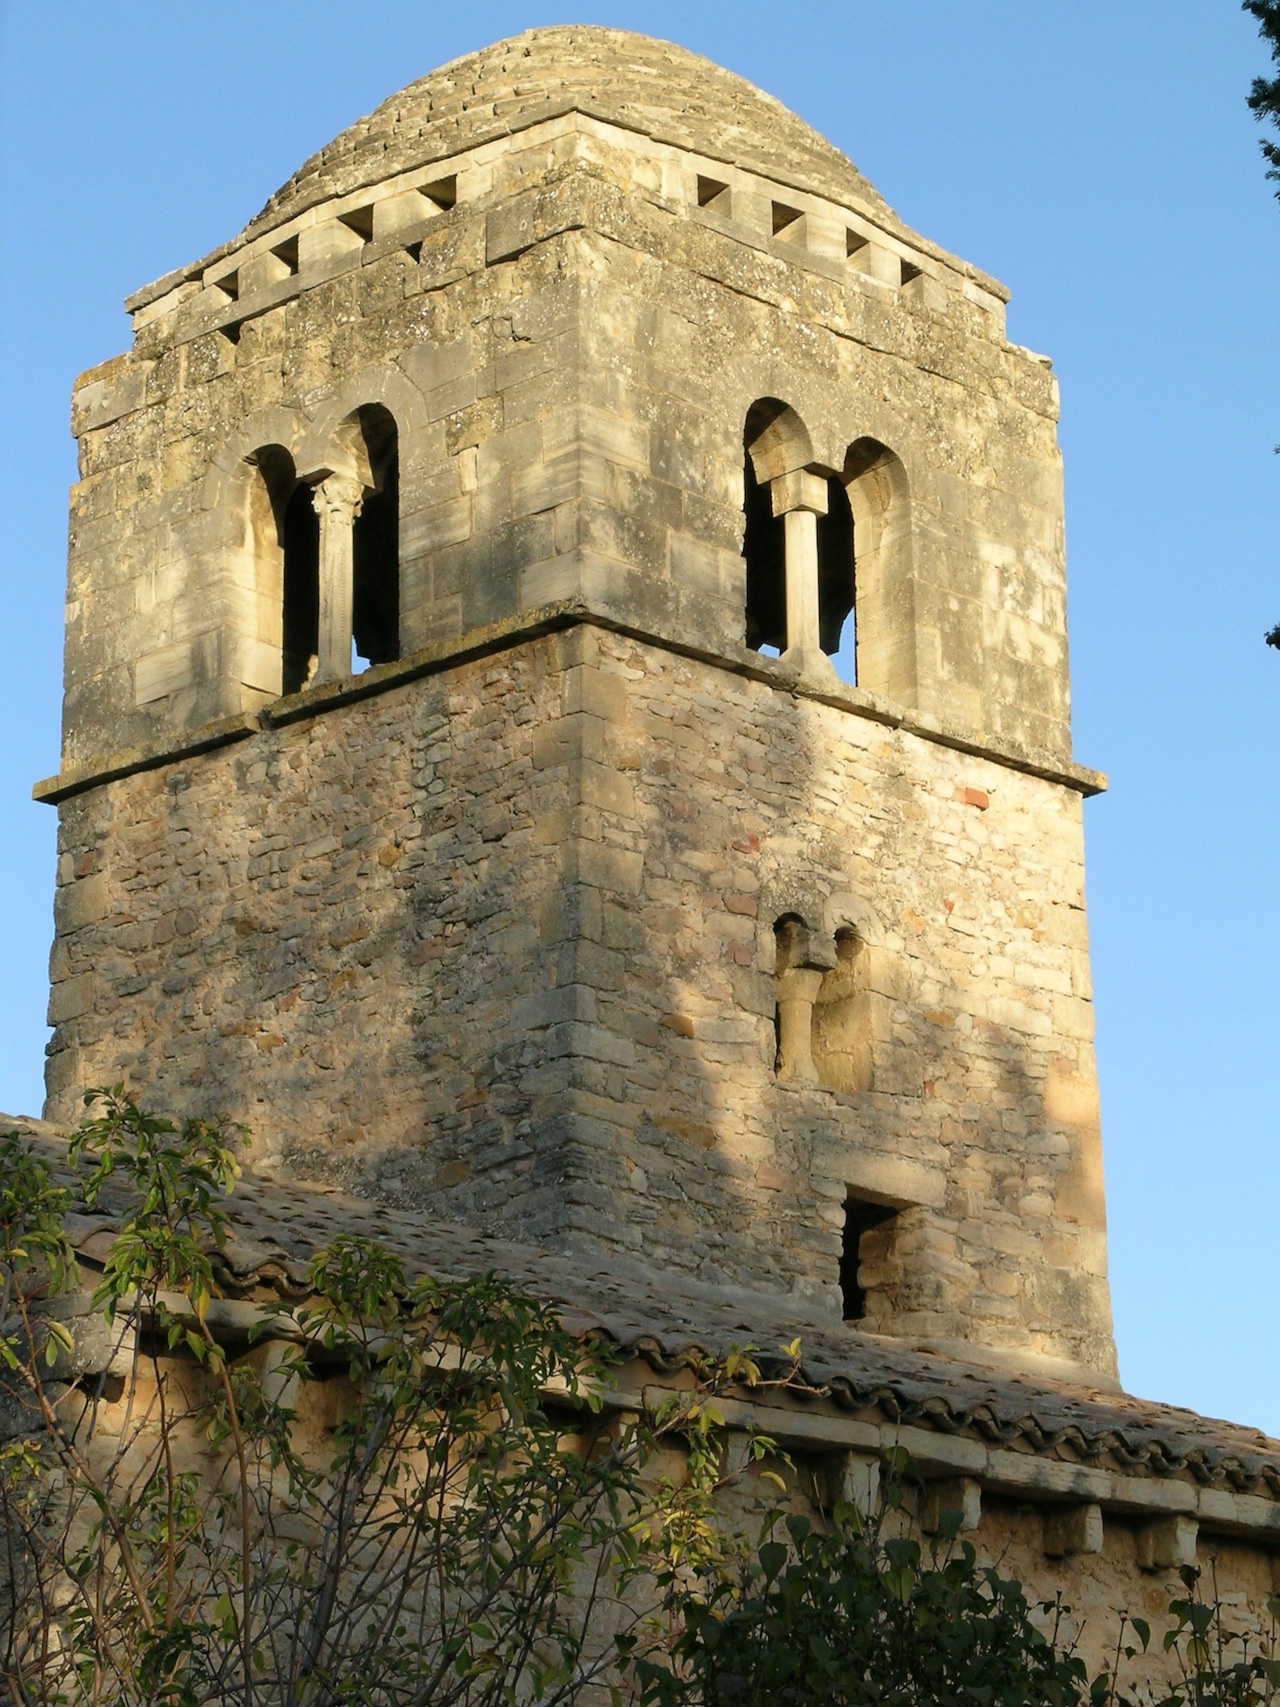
243,25,895,240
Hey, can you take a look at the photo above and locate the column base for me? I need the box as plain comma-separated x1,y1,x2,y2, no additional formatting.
780,644,840,690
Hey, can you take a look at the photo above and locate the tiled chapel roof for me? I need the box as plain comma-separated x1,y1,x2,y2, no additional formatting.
9,1113,1280,1504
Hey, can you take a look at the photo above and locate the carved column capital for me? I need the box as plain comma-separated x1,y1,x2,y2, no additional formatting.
770,468,829,518
312,472,366,527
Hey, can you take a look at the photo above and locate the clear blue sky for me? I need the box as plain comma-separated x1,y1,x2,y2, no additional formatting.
2,2,1277,1432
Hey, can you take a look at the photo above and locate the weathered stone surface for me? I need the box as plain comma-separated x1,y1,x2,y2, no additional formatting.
44,25,1112,1385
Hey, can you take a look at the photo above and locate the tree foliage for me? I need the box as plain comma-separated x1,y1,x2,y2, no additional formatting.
1244,2,1280,649
1245,1,1280,191
1,1093,1278,1705
637,1498,1280,1707
636,1503,1093,1707
0,1091,784,1706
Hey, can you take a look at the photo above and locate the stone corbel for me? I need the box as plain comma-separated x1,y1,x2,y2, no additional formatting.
1136,1515,1198,1571
827,1450,881,1522
921,1476,982,1535
1043,1502,1103,1558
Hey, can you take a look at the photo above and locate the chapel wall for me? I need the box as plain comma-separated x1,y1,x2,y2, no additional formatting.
534,625,1111,1379
723,1448,1280,1693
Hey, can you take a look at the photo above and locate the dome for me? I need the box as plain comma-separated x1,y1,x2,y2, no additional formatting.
242,26,896,241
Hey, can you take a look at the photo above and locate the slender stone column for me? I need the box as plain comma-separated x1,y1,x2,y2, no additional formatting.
774,916,832,1083
771,469,835,682
311,473,365,685
783,508,821,656
775,966,824,1082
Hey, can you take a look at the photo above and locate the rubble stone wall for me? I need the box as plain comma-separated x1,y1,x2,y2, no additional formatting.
46,619,1112,1380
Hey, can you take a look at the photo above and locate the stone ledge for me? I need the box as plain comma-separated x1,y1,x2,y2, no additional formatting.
33,713,262,806
693,1396,1280,1548
33,601,1106,806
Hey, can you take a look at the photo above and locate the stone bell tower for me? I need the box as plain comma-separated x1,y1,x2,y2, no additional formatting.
38,27,1117,1386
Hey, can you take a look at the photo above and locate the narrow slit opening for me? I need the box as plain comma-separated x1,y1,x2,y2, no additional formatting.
817,475,855,683
281,482,320,695
351,406,400,670
743,446,786,655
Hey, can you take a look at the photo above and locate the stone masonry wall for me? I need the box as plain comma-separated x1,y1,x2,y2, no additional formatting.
47,621,1112,1382
535,626,1111,1381
47,637,580,1246
44,31,1112,1383
61,111,1069,778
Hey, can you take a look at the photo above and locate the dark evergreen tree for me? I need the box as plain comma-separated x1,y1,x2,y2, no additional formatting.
1245,0,1280,188
1244,4,1280,647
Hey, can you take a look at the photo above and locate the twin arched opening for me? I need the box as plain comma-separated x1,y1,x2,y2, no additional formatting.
742,400,911,701
245,405,400,698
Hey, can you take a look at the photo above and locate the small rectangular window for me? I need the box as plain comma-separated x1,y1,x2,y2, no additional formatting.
900,258,923,287
840,1195,898,1322
696,174,731,213
846,229,869,259
211,270,239,302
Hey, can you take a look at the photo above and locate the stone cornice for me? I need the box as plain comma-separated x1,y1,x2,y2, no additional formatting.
34,602,1106,806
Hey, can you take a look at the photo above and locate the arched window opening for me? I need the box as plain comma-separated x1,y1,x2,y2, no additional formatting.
281,480,320,694
743,445,786,654
817,477,855,684
742,399,811,658
350,405,399,672
246,445,319,699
